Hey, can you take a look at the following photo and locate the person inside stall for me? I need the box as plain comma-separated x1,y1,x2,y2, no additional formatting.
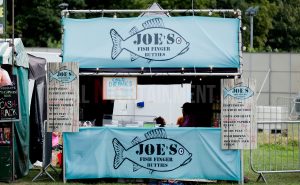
176,116,184,127
181,102,211,127
154,116,166,127
181,102,198,127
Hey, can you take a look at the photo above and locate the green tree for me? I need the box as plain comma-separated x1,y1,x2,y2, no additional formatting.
4,0,299,51
216,0,278,52
10,0,85,47
267,0,300,52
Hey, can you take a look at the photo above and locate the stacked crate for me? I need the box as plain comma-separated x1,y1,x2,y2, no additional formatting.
257,106,289,133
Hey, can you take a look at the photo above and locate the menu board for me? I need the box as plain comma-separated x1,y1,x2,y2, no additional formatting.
47,62,79,132
0,75,20,122
221,78,257,149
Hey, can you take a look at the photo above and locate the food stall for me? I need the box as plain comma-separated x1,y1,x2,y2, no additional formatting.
0,38,30,182
59,7,244,183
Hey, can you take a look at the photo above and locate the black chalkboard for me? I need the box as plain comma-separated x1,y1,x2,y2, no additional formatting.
0,75,20,122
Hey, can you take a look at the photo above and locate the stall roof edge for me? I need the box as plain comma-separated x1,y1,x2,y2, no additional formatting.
79,67,239,76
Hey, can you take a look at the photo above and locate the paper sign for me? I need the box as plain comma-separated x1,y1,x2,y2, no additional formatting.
103,77,137,100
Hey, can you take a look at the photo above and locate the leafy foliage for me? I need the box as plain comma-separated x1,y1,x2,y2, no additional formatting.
267,0,300,52
3,0,300,51
9,0,85,47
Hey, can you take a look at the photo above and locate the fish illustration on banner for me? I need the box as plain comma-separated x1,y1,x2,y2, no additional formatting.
112,128,192,173
224,86,254,100
110,18,190,63
49,67,77,83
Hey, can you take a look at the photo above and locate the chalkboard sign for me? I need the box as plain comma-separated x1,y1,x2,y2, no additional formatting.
0,75,20,122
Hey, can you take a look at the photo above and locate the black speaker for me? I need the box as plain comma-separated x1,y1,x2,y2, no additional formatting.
295,98,300,114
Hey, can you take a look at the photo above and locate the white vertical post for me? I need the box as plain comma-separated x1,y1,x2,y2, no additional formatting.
12,122,15,181
240,149,244,184
63,133,66,183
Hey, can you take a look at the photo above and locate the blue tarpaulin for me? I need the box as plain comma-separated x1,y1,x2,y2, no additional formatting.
62,16,240,69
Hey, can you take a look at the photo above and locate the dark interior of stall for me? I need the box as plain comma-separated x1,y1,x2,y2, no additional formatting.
79,75,224,127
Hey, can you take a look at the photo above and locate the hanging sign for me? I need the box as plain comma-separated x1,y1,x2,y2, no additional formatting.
63,16,240,69
47,62,79,132
0,75,20,122
64,127,241,181
221,78,257,149
103,77,137,100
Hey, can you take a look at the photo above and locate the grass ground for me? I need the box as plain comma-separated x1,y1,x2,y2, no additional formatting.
0,153,299,185
243,150,300,185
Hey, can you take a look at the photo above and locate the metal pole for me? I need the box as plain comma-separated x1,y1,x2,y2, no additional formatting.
63,133,66,183
240,150,244,184
12,0,14,63
256,69,270,102
12,0,15,181
60,5,69,63
4,0,7,41
12,122,15,181
237,10,243,75
61,11,65,63
250,15,253,49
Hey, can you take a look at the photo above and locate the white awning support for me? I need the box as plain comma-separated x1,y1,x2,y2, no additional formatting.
79,72,241,77
62,9,241,16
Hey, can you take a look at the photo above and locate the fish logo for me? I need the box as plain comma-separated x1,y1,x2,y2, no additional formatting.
110,18,190,63
112,128,192,173
49,67,77,83
224,86,254,100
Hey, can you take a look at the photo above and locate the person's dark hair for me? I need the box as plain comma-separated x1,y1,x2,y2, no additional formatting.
154,116,166,127
181,102,192,115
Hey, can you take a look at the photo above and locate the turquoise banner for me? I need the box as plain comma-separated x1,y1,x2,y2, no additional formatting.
62,16,240,69
64,127,241,181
